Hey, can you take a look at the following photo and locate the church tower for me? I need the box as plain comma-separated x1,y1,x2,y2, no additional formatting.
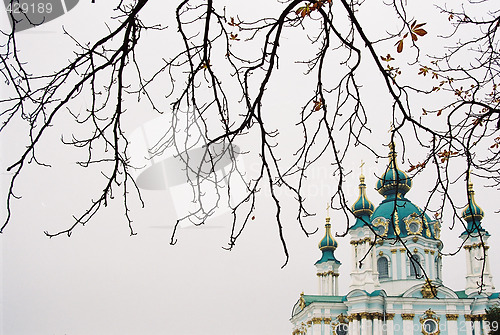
460,177,494,296
315,213,341,295
349,171,379,292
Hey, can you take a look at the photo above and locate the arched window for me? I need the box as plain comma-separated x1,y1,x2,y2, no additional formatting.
410,255,421,278
377,257,389,279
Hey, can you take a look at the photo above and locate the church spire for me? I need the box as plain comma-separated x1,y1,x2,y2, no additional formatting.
315,204,341,296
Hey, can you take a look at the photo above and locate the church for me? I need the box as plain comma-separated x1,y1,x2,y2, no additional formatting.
290,143,499,335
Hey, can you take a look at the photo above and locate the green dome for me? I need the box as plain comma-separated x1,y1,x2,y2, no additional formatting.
376,142,412,197
460,179,488,237
462,181,484,222
316,218,341,265
352,174,375,217
319,219,338,250
369,142,439,240
370,196,438,240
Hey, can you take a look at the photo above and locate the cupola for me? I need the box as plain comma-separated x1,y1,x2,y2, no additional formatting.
376,142,412,198
461,177,488,237
351,173,375,217
462,179,484,223
316,216,341,265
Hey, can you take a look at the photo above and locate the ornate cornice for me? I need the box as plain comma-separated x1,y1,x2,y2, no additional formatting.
465,314,486,321
401,313,415,320
360,312,370,319
312,317,323,324
351,237,372,245
316,271,339,277
464,242,487,250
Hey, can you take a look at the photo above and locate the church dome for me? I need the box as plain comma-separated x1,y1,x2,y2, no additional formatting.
319,218,338,250
351,174,375,217
462,180,484,222
460,177,488,237
316,217,341,265
376,142,412,197
370,197,437,239
369,142,439,240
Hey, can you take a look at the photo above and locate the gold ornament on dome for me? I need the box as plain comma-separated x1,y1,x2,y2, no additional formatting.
371,217,389,237
404,213,423,235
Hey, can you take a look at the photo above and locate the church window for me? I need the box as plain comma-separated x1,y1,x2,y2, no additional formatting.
409,254,421,278
422,319,438,334
335,323,348,335
409,221,420,233
377,257,389,279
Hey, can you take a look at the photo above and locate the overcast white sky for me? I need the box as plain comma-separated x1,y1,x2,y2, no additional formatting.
1,1,499,335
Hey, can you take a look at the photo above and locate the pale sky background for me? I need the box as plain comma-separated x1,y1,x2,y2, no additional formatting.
1,1,499,335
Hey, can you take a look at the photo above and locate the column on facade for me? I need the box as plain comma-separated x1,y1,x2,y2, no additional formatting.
312,317,322,335
430,250,436,279
465,246,472,276
465,315,473,335
328,273,333,295
390,249,398,279
385,314,395,335
473,316,482,335
485,246,491,274
366,314,373,335
351,314,360,335
446,314,458,335
352,242,357,272
334,273,339,295
424,249,430,276
483,315,491,334
400,248,407,278
317,273,322,295
401,313,414,335
372,313,381,335
360,313,368,335
371,244,377,276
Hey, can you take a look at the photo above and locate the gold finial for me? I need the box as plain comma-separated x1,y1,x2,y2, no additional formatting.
360,160,365,176
326,202,330,217
467,169,474,191
388,123,394,133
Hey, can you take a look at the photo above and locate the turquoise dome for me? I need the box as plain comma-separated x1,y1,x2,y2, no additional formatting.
460,179,488,237
316,218,341,265
319,220,338,250
370,196,438,239
352,174,375,217
462,182,484,222
352,142,440,240
376,142,412,197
